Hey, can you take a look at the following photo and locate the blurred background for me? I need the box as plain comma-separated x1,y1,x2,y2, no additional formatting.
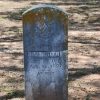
0,0,100,100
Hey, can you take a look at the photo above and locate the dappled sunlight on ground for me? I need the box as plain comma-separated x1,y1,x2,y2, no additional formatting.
0,0,100,100
69,74,100,100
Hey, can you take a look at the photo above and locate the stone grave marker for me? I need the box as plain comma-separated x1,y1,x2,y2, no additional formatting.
23,4,68,100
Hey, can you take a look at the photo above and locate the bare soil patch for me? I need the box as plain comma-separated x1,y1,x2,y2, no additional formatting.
0,0,100,100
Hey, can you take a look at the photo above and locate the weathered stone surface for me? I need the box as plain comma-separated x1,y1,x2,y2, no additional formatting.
23,4,68,100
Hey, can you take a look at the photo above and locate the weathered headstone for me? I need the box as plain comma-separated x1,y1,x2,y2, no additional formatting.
23,4,68,100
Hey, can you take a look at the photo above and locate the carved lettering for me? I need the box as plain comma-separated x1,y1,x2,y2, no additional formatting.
23,5,68,100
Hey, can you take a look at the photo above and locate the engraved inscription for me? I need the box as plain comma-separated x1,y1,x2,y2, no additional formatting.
23,5,68,100
28,51,63,57
34,17,55,38
25,51,66,100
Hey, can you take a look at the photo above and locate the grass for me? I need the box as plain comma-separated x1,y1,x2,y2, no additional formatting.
0,90,24,99
86,94,91,100
7,90,24,99
7,7,30,21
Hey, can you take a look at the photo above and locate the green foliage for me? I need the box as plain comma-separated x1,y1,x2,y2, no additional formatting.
86,94,91,100
8,7,30,20
5,90,24,99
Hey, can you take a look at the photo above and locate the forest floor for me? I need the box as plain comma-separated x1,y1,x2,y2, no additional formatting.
0,0,100,100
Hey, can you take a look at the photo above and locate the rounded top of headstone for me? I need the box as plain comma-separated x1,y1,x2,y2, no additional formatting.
23,4,68,16
23,4,68,52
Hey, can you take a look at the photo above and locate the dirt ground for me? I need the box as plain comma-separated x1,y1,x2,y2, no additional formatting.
0,0,100,100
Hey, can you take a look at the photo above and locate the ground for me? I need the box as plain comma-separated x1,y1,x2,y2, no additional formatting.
0,0,100,100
